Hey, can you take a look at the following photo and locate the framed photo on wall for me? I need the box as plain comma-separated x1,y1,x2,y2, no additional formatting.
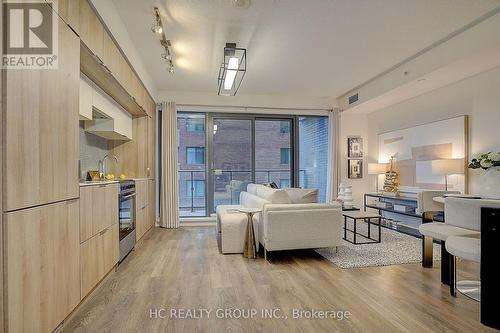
348,159,363,179
348,137,363,158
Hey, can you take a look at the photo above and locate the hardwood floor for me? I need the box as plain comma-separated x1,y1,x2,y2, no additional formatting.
62,227,495,333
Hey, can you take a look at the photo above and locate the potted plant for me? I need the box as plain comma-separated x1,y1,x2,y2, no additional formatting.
469,152,500,199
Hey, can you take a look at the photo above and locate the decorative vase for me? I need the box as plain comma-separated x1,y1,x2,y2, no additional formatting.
338,184,345,201
478,166,500,199
343,186,354,209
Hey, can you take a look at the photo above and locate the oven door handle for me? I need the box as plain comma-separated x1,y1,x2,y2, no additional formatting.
120,193,137,199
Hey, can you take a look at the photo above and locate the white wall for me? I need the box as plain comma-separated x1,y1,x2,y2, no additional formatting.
157,90,336,111
339,112,371,207
366,66,500,196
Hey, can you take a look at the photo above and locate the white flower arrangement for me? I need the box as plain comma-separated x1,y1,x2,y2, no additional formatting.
469,152,500,171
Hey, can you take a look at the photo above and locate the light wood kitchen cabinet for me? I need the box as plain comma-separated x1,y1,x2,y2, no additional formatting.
135,180,150,241
4,200,80,333
135,204,148,242
147,114,156,178
53,0,80,34
105,183,119,231
148,179,156,228
79,184,119,243
103,31,121,77
79,0,104,61
109,117,149,177
79,186,93,242
135,180,148,210
81,223,118,298
79,75,93,120
91,184,107,236
3,14,79,212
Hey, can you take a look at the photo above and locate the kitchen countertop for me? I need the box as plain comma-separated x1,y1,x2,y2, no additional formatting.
79,177,154,187
79,180,119,187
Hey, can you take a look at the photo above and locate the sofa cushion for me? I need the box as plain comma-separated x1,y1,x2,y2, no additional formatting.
246,183,262,195
240,191,271,209
285,188,319,204
255,186,291,204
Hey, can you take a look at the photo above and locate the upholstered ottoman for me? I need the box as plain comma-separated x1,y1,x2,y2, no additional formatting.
218,207,260,254
216,205,240,233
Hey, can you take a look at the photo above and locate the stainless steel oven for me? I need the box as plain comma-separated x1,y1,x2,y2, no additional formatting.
119,180,136,262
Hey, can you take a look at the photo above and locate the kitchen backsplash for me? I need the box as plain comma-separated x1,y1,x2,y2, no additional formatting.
79,121,110,179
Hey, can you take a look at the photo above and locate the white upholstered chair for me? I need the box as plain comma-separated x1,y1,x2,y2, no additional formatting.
418,197,480,285
444,198,500,301
446,235,481,300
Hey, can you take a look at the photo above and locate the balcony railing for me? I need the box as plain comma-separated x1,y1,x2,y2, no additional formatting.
178,169,306,216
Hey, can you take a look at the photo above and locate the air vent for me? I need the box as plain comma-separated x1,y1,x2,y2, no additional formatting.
348,93,359,105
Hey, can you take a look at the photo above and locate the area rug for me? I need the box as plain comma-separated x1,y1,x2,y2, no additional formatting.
315,222,441,269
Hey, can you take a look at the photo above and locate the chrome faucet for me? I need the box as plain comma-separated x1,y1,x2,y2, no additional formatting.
99,154,119,180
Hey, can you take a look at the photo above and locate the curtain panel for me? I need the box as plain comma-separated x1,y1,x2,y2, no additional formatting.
326,108,340,202
159,101,180,228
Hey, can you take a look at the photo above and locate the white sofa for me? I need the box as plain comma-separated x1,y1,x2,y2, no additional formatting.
217,184,342,256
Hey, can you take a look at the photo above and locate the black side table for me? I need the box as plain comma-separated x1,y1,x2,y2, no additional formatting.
343,211,382,245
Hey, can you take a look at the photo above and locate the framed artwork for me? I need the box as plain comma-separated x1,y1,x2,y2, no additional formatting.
348,159,363,179
348,137,363,158
378,115,468,193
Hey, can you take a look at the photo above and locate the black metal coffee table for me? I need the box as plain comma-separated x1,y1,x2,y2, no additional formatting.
343,211,382,245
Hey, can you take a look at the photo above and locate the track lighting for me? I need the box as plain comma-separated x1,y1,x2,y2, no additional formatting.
152,7,175,74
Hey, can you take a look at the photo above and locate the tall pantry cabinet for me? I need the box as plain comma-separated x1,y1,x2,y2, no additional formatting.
2,4,81,332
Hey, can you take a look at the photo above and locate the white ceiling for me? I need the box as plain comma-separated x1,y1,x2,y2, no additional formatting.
112,0,500,99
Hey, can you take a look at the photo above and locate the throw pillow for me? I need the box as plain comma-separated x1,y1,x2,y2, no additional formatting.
285,188,319,204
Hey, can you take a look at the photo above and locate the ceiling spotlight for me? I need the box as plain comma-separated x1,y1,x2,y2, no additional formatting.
217,43,246,96
161,52,172,61
151,24,163,35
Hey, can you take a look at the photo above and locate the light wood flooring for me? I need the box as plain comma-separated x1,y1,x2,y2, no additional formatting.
62,227,496,333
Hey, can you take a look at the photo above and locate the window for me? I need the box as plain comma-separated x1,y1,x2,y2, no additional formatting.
187,147,205,164
186,180,205,198
280,148,291,164
280,179,290,188
280,121,290,134
186,118,205,132
299,116,329,202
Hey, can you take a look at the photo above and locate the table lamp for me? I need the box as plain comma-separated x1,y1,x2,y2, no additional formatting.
368,163,388,193
431,159,464,191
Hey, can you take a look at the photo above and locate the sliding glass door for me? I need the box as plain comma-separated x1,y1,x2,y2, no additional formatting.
207,115,295,214
211,118,253,210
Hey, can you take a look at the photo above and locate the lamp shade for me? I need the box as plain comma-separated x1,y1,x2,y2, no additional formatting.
431,159,464,175
368,163,388,175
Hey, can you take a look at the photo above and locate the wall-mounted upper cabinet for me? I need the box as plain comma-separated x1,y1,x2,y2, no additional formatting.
48,0,80,34
79,0,104,62
80,75,93,120
103,32,121,77
71,0,156,119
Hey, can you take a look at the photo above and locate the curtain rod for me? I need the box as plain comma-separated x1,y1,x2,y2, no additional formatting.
176,103,334,112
